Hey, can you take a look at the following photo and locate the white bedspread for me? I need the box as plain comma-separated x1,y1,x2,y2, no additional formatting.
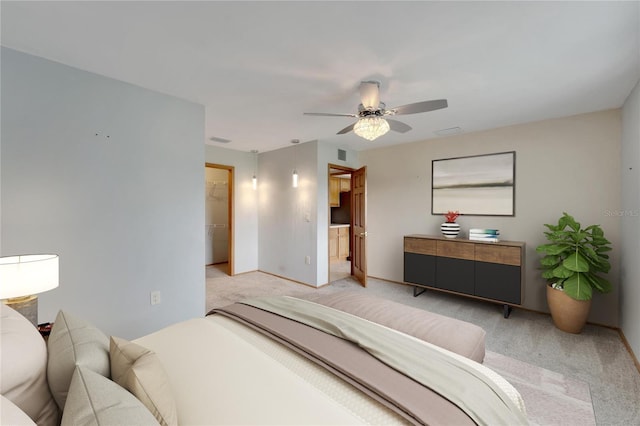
135,315,409,425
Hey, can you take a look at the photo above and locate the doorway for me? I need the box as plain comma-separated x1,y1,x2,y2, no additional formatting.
205,163,234,276
328,164,367,287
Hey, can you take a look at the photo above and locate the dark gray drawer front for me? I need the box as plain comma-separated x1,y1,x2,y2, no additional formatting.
475,262,521,304
435,257,475,295
404,252,435,287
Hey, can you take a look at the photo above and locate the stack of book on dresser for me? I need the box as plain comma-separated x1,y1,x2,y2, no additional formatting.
469,228,500,242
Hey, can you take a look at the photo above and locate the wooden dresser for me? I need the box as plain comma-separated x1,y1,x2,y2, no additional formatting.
404,235,525,317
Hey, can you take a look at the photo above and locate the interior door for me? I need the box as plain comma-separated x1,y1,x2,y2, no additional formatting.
205,163,234,276
352,166,367,287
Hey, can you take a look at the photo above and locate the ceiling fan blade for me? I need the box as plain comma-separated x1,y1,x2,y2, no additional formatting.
304,112,358,117
337,123,356,135
387,119,412,133
389,99,448,115
359,81,380,109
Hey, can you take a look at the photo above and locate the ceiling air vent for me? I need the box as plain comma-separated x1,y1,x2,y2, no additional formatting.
338,149,347,161
209,136,231,144
434,127,462,137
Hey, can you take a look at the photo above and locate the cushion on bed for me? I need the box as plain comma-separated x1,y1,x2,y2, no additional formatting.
305,291,486,363
61,366,160,426
110,336,178,426
0,304,60,426
47,310,111,409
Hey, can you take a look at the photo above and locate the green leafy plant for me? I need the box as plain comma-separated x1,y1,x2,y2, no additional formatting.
536,212,612,300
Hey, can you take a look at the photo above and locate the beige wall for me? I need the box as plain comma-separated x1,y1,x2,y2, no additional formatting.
360,109,622,326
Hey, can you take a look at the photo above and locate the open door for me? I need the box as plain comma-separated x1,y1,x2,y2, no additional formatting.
352,166,367,287
205,163,234,276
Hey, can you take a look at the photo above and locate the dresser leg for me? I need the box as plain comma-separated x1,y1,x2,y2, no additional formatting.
413,286,426,297
503,304,512,318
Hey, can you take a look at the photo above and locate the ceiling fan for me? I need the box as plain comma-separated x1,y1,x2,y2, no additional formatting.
304,81,448,141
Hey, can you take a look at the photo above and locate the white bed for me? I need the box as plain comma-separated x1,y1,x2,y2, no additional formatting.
1,293,528,426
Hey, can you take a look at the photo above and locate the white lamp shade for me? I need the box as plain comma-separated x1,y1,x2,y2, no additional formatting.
0,254,59,299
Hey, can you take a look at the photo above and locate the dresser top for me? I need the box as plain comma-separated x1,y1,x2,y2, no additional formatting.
404,234,525,247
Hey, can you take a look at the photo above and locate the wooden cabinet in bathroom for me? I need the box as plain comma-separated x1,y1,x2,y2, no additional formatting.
330,177,351,207
330,225,350,262
330,177,340,207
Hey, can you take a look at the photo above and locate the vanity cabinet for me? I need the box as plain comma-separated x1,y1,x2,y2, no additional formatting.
329,228,339,261
330,225,350,262
403,235,525,317
338,227,349,259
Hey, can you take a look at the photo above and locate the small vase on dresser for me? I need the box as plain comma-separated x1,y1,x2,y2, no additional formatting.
440,210,461,238
441,222,461,238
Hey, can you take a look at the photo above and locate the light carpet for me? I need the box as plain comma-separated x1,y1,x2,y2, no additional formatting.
484,351,594,426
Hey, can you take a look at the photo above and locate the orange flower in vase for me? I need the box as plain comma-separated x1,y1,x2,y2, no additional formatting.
441,210,461,238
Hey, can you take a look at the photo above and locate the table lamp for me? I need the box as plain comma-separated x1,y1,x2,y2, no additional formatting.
0,254,59,326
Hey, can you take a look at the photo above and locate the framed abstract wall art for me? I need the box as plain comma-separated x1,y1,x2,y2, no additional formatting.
432,151,515,216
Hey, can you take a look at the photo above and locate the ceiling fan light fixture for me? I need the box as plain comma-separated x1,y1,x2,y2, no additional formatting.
353,116,390,141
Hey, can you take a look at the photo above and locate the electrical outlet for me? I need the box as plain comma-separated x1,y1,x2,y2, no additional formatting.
150,291,162,305
305,255,311,265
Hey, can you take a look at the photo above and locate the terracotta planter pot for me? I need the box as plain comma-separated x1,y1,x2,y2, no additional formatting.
546,284,592,334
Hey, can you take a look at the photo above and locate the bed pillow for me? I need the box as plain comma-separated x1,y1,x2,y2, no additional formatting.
0,304,60,426
47,310,111,409
110,336,178,426
61,366,159,426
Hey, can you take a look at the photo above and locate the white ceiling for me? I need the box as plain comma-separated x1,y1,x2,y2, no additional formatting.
2,1,639,153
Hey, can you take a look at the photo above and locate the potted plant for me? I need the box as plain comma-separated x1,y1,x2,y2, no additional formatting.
441,210,461,238
535,212,612,333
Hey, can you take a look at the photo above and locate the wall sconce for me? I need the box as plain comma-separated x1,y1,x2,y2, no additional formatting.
291,139,300,188
0,254,60,326
251,149,258,190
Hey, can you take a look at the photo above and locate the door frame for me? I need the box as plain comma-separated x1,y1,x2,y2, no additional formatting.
205,163,234,276
327,164,356,282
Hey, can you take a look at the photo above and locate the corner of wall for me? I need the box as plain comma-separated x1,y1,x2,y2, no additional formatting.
620,78,640,362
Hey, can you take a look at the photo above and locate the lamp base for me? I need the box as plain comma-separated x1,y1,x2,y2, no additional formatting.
3,295,38,326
